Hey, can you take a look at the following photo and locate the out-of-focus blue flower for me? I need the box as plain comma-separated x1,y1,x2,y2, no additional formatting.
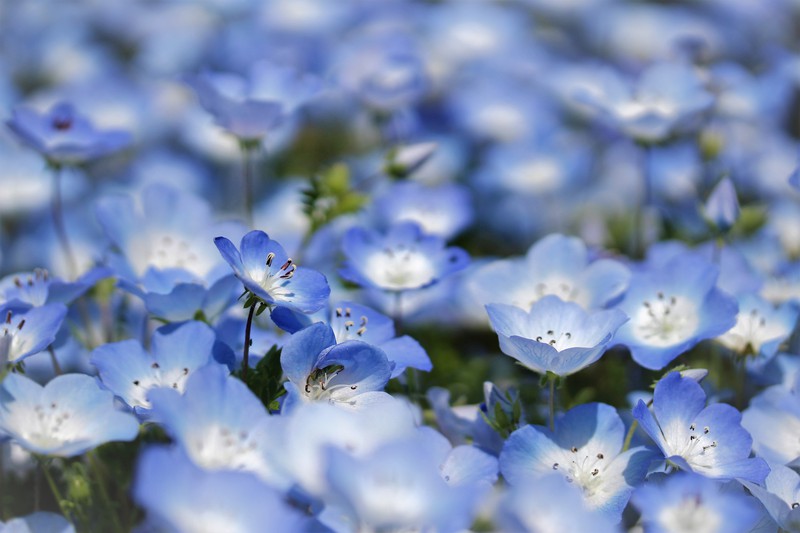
742,377,800,466
613,253,738,370
633,372,769,483
632,472,762,533
468,233,630,311
272,300,431,378
187,60,321,141
487,295,628,377
97,183,246,322
371,181,473,241
214,230,330,314
501,403,653,520
580,62,713,143
0,268,109,308
0,303,67,367
495,474,620,533
133,446,307,533
322,433,481,533
91,321,228,414
716,292,798,367
147,365,287,488
742,462,800,531
6,102,131,165
0,512,75,533
383,142,438,179
280,322,393,411
704,178,740,232
0,373,139,457
340,221,469,292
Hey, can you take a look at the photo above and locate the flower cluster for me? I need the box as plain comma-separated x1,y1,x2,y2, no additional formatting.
1,0,799,532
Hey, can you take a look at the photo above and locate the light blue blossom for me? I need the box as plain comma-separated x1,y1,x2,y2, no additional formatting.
0,267,109,308
613,253,738,370
0,303,67,367
0,512,75,533
468,233,630,310
633,372,769,483
91,321,229,414
487,295,628,377
742,377,800,466
133,446,307,533
214,230,330,314
340,221,469,292
0,373,139,457
742,462,800,532
500,403,654,520
6,101,131,165
280,322,393,411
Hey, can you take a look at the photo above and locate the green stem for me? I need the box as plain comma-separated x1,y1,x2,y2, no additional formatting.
548,377,556,432
242,304,257,384
393,291,404,335
88,451,124,533
51,166,78,279
37,457,70,520
623,398,652,452
47,346,63,376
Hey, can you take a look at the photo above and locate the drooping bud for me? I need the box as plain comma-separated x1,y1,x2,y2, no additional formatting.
704,177,740,232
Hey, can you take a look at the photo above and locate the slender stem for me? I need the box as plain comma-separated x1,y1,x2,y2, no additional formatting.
37,457,70,520
51,166,77,279
735,357,747,410
88,451,124,533
393,291,404,335
241,144,256,228
548,377,556,432
634,144,654,259
47,346,63,376
242,304,257,384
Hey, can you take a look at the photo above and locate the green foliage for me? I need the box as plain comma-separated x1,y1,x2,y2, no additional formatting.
302,162,368,235
234,345,286,411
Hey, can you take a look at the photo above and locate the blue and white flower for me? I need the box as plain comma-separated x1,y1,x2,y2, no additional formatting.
0,303,67,368
742,462,800,532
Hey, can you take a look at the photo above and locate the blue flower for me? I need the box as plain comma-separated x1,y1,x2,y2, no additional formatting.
742,462,800,531
0,373,139,457
0,267,110,308
632,472,762,533
632,372,769,483
613,253,738,370
147,365,287,488
340,221,469,292
0,303,67,367
0,512,74,533
500,403,654,520
133,446,307,533
704,178,740,232
280,322,393,411
90,321,229,414
742,378,800,466
6,102,131,165
214,230,330,314
271,300,431,377
96,184,246,322
468,233,630,310
486,295,628,377
188,61,321,141
495,474,619,533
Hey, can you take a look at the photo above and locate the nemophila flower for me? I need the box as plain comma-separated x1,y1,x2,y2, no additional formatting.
147,364,288,488
6,101,131,165
742,379,800,466
371,181,473,241
613,253,738,370
495,474,619,533
271,300,431,378
468,233,630,310
0,512,75,533
633,372,769,483
214,230,330,314
133,446,307,533
90,321,229,414
96,184,246,322
383,142,438,179
500,403,654,520
579,62,713,143
0,303,67,368
340,221,469,292
188,61,321,141
280,322,393,411
704,178,740,233
486,295,628,377
322,434,480,533
742,463,800,531
716,292,798,366
632,472,762,533
0,373,139,457
0,267,109,308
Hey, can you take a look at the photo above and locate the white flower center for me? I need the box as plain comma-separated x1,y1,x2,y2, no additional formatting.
669,423,720,473
552,446,608,501
0,311,28,364
23,402,76,449
363,245,437,291
303,363,357,402
718,307,784,355
128,362,191,409
635,292,699,347
656,494,721,533
256,253,296,298
188,425,259,471
332,307,369,341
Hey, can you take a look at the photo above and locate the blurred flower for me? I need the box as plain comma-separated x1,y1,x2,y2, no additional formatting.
0,303,67,367
0,512,75,533
742,462,800,532
704,178,740,232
